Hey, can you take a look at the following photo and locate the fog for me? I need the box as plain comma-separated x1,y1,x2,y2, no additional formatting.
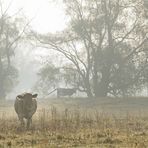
4,0,67,99
1,0,148,99
7,47,40,99
0,1,148,147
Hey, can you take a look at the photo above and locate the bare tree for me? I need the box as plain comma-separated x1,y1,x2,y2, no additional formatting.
34,0,148,97
0,1,29,99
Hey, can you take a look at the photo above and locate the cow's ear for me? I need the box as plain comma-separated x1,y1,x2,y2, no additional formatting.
17,95,23,98
32,94,38,98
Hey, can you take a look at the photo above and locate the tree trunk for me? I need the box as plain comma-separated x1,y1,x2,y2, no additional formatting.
94,66,110,97
84,77,93,97
86,88,93,97
0,81,5,100
0,55,5,100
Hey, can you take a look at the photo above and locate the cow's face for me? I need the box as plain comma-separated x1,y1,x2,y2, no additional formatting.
18,93,38,106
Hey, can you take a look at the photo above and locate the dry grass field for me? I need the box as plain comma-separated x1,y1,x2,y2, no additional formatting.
0,97,148,147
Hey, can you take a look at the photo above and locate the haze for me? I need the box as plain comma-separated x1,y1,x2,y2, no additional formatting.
0,1,148,147
5,0,67,98
0,0,147,99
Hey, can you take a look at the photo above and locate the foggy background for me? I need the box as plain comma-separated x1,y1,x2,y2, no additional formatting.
5,0,67,98
0,0,148,99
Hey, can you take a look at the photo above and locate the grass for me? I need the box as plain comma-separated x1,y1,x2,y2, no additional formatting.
0,97,148,147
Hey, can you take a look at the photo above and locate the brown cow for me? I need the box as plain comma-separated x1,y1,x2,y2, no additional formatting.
14,92,38,129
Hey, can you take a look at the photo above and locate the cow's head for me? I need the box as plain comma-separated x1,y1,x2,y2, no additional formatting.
18,93,38,104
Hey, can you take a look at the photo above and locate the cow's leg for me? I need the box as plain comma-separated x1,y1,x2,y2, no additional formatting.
27,118,32,129
19,116,25,127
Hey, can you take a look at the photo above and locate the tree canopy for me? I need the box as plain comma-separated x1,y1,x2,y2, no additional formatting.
34,0,148,97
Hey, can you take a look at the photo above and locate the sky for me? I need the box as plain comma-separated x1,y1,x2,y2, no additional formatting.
5,0,67,98
5,0,67,33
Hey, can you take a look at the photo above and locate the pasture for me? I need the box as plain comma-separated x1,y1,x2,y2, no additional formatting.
0,97,148,147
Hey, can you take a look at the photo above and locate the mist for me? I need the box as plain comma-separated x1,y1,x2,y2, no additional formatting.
0,0,148,147
0,0,148,99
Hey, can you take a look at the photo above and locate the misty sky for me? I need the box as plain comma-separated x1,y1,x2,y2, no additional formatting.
6,0,67,98
5,0,67,33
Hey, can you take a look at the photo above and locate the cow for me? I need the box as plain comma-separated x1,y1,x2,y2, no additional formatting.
14,92,38,129
57,88,77,97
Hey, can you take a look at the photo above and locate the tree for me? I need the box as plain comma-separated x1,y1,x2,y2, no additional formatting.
34,0,148,97
34,63,60,95
34,62,80,95
0,1,27,99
